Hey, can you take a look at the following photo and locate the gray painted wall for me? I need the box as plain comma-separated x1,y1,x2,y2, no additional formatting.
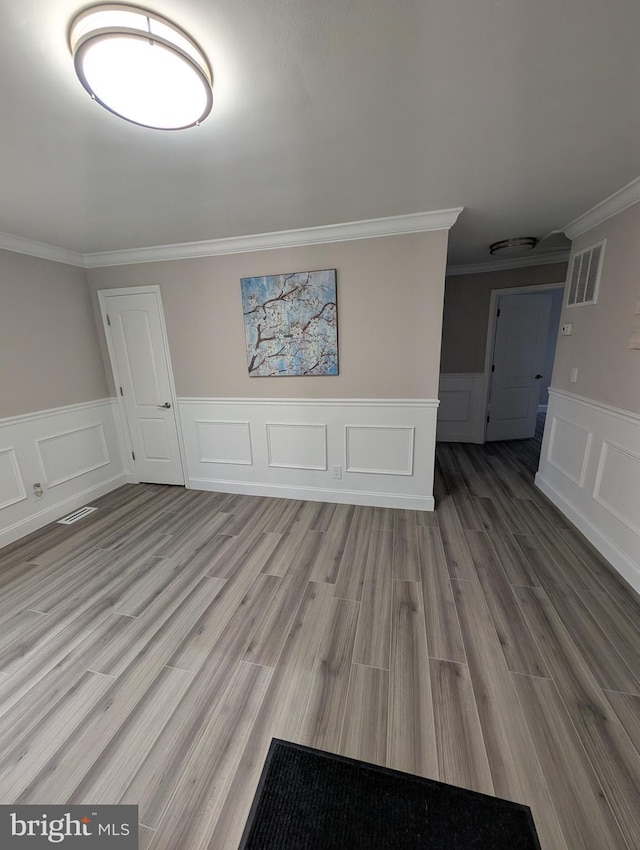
440,262,568,373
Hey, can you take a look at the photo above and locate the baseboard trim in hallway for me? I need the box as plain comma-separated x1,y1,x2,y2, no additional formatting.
536,471,640,594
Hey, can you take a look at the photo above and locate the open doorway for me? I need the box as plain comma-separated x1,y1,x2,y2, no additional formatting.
483,283,564,443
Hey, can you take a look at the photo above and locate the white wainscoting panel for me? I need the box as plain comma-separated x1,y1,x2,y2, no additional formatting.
345,426,414,475
546,416,591,486
266,423,327,470
0,448,27,510
593,442,640,536
437,374,485,442
196,420,253,465
536,388,640,593
179,398,439,510
37,423,110,488
0,399,127,549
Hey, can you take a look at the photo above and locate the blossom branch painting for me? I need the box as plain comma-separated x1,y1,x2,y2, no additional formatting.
241,269,338,377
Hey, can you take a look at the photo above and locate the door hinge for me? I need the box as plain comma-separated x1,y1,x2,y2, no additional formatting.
119,386,123,396
496,308,501,317
486,415,490,423
131,451,135,461
106,314,111,326
491,364,495,372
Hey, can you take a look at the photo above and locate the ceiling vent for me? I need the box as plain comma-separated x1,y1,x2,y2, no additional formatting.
567,240,605,307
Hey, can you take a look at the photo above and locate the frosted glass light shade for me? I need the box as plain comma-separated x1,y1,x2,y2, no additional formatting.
69,5,213,130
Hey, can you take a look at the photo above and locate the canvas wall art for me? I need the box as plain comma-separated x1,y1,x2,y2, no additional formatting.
240,269,338,376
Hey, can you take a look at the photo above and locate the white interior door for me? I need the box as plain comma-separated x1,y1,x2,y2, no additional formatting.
99,288,184,485
486,291,552,441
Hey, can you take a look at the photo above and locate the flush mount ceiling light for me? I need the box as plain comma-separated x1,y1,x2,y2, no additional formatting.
69,4,213,130
489,237,539,257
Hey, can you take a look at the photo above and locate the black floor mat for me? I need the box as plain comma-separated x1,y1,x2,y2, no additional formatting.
239,739,542,849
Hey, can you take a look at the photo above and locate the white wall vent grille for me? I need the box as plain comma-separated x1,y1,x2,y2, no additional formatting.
567,240,605,307
57,506,97,525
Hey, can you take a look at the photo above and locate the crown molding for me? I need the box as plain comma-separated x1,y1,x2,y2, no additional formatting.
82,208,464,268
564,176,640,240
0,208,464,269
446,251,569,277
0,232,85,267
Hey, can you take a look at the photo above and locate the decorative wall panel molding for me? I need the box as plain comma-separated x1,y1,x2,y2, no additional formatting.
546,415,591,486
540,387,640,426
0,399,126,549
536,388,640,593
345,426,414,475
36,423,109,488
0,397,119,426
593,441,640,536
266,423,327,470
179,398,438,510
0,448,27,510
437,374,485,443
196,420,253,465
179,397,435,408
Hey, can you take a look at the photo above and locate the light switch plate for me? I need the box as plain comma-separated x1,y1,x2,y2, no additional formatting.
561,323,573,336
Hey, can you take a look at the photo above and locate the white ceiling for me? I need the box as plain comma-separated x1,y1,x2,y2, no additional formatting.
0,0,638,265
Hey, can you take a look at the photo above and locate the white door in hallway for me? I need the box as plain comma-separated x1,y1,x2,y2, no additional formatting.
486,291,552,441
99,287,185,485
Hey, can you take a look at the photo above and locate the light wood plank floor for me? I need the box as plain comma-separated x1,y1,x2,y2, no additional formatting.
1,421,639,849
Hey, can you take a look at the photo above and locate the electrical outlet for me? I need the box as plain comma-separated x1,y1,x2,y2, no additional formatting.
33,482,43,498
570,368,578,383
561,323,573,336
331,465,342,479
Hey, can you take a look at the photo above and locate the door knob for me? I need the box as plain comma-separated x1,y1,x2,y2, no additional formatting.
533,374,543,380
156,401,171,409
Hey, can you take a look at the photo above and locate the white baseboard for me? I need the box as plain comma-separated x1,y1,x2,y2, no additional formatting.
188,476,434,511
535,472,639,594
0,473,128,549
536,389,640,594
437,373,485,443
179,397,438,511
0,398,126,550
